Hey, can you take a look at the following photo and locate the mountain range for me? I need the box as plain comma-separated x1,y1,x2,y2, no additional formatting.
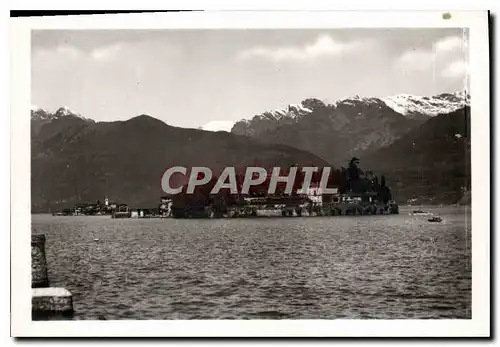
31,110,329,212
363,106,470,204
231,91,469,167
30,91,470,211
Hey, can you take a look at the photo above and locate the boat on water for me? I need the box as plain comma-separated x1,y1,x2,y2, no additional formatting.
428,216,443,223
409,209,433,216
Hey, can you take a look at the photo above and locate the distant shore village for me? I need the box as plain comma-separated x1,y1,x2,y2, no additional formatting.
53,158,399,218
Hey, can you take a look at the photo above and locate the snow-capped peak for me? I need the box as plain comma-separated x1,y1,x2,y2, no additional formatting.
31,105,93,122
381,91,469,117
231,91,468,137
288,104,312,114
335,95,383,107
30,106,52,121
55,106,80,117
31,105,52,114
255,103,312,122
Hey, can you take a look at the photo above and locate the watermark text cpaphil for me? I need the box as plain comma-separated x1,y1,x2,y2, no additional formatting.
160,166,338,195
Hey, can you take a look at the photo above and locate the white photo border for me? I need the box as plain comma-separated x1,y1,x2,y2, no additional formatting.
10,10,490,337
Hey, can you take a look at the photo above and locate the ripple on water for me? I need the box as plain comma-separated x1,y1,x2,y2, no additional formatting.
32,206,471,320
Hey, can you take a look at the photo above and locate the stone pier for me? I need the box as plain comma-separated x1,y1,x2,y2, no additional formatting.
32,288,74,319
31,234,49,288
31,234,74,319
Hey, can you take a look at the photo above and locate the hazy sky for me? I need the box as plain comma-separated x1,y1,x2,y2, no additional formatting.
32,29,468,131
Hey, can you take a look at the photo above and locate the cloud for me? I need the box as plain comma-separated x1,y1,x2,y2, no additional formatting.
55,45,81,59
433,35,466,52
33,42,124,63
90,44,123,61
237,35,363,62
32,45,86,74
396,35,468,75
397,50,436,71
442,60,468,79
33,44,82,60
202,121,235,132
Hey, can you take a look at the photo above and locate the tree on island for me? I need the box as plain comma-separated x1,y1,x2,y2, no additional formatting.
346,157,364,193
348,157,362,180
378,174,392,204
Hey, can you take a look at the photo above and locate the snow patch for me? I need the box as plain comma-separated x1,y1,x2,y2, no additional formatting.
251,103,313,123
335,95,381,107
202,120,235,132
31,105,93,122
381,91,469,117
55,106,79,117
289,104,312,114
234,90,469,129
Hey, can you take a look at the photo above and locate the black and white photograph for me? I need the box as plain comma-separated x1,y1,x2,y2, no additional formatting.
10,10,490,337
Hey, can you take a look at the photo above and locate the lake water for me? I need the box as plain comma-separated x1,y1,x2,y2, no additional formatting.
32,206,471,319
